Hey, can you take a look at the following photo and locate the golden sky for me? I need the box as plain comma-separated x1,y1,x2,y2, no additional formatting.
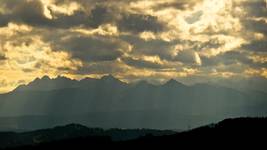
0,0,267,93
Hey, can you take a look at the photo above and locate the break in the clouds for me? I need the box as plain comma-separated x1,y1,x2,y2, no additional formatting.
0,0,267,93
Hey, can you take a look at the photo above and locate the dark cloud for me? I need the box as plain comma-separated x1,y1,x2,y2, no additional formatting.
2,0,50,27
242,40,267,52
0,0,51,27
118,13,164,33
0,14,9,27
13,0,49,25
0,0,47,27
49,11,90,28
240,0,267,37
0,54,6,61
152,0,203,11
121,56,164,69
49,5,116,29
50,35,127,62
76,61,127,75
241,0,267,17
121,35,176,60
0,0,164,34
0,0,266,88
121,35,204,65
201,51,252,66
174,50,199,65
87,5,114,28
242,19,267,36
238,0,267,61
201,50,267,69
0,0,114,29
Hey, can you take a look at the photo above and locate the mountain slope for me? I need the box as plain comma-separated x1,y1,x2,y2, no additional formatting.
0,75,266,129
0,124,175,149
2,118,267,149
124,117,267,147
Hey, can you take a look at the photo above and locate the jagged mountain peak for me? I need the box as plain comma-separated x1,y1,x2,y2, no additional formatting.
33,75,72,83
164,79,186,87
100,74,125,84
40,75,51,80
101,74,117,80
14,75,77,92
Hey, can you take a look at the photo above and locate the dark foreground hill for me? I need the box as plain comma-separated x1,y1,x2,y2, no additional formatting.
1,117,267,149
0,124,175,149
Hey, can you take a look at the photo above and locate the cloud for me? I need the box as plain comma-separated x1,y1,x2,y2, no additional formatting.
0,0,113,29
87,5,112,28
200,50,267,71
49,35,129,62
129,0,202,12
241,0,267,18
0,0,165,33
0,53,6,61
121,55,165,69
245,68,267,78
0,0,267,93
185,10,203,24
47,5,116,29
174,50,202,65
0,0,50,27
0,23,83,93
249,53,267,64
121,34,176,60
242,19,267,36
76,60,129,75
0,0,49,27
0,13,9,27
201,51,251,66
242,40,267,52
118,13,164,33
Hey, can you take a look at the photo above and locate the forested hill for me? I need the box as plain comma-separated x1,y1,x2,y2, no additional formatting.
1,117,267,149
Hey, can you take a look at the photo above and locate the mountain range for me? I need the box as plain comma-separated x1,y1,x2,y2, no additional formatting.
0,75,266,130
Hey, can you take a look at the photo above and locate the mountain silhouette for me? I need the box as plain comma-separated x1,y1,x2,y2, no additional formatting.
0,76,267,130
14,76,79,92
0,123,175,149
100,74,122,83
163,79,187,88
1,118,266,149
124,117,267,147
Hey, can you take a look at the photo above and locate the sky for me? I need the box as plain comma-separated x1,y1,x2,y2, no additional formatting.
0,0,267,93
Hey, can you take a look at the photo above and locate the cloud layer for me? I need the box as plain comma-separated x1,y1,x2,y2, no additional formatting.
0,0,267,93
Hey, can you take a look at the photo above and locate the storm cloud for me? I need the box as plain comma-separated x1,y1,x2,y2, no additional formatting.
0,0,267,93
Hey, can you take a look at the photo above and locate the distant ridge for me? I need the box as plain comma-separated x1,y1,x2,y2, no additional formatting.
14,75,126,92
13,75,168,92
0,75,267,130
163,78,187,88
14,75,77,92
